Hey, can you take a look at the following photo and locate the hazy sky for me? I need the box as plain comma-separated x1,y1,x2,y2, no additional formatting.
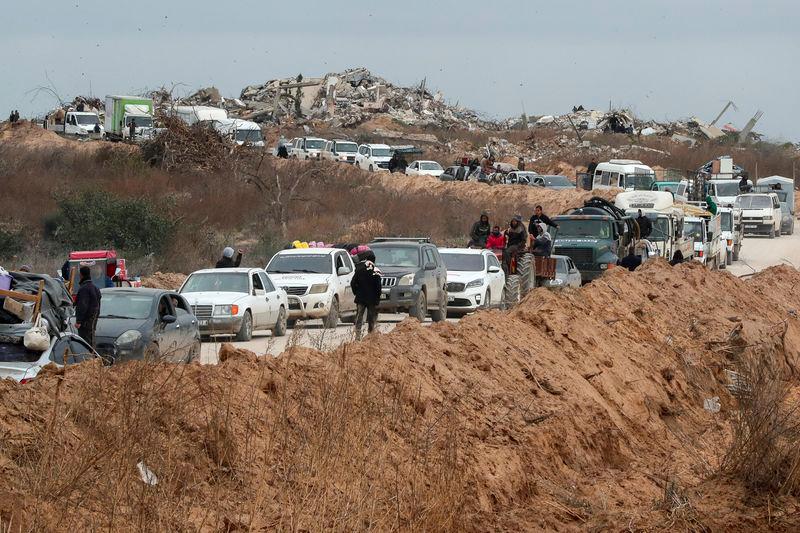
2,0,798,140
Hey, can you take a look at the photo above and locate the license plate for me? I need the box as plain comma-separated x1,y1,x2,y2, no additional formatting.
199,320,208,326
745,225,757,229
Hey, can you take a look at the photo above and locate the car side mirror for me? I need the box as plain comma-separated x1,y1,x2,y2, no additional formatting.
161,314,177,324
424,262,436,271
337,266,350,276
488,266,501,273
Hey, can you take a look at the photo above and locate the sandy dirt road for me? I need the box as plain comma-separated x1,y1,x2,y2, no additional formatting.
727,230,800,277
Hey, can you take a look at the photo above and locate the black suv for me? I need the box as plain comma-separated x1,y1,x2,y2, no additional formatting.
369,238,447,322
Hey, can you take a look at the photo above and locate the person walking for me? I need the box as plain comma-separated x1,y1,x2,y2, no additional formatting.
528,205,559,235
350,249,382,340
216,247,243,268
75,266,102,348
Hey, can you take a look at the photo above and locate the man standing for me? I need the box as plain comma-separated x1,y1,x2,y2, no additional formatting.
75,266,102,348
518,157,526,171
636,209,653,238
128,118,136,141
503,215,528,273
216,247,243,268
528,205,559,236
587,157,598,177
469,211,491,248
350,249,382,340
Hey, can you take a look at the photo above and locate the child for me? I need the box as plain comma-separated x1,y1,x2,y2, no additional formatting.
485,225,506,250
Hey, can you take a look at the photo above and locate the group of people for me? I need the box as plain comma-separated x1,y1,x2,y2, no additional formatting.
8,110,20,123
468,206,558,272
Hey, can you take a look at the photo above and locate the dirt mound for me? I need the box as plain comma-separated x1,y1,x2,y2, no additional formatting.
0,121,134,155
1,262,799,531
140,272,187,290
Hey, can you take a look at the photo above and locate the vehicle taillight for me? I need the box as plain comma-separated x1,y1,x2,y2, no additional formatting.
727,239,732,246
698,250,704,258
231,305,239,315
19,378,31,384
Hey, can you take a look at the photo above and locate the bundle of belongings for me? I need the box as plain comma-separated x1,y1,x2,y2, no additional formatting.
0,268,73,354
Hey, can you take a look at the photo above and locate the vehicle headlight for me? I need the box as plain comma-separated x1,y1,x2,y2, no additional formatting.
213,304,239,316
115,329,142,348
763,216,772,221
309,283,329,294
550,278,564,285
398,274,415,285
465,279,484,289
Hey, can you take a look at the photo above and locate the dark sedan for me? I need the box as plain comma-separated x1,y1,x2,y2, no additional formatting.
94,288,200,363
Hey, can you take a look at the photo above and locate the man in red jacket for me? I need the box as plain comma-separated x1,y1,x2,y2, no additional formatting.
485,226,506,250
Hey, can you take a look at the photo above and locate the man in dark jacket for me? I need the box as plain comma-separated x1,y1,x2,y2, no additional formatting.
129,118,136,140
503,215,528,273
528,205,559,235
587,157,598,177
469,211,491,248
75,266,102,348
350,249,382,340
216,247,243,268
277,144,289,158
618,247,642,272
636,209,653,238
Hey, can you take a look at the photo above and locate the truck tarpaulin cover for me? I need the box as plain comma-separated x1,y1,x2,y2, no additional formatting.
0,273,73,337
124,104,151,115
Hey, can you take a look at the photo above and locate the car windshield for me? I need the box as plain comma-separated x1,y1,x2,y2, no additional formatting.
683,221,704,241
553,219,612,239
720,212,733,231
267,254,332,274
625,174,655,190
126,116,153,128
544,176,572,187
336,142,358,153
653,182,679,191
420,162,443,171
181,273,249,293
713,182,741,197
735,195,772,209
440,253,484,272
372,148,391,157
0,342,43,363
75,114,99,125
650,217,670,241
99,293,153,319
236,129,263,142
372,247,420,268
305,139,325,150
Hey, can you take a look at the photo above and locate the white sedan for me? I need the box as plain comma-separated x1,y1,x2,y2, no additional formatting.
541,255,582,289
406,160,444,177
178,268,289,341
438,248,506,314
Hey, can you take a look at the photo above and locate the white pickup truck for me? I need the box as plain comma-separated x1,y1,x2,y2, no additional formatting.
266,248,356,328
680,205,723,269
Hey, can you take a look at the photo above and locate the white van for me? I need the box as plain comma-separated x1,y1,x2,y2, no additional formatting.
213,118,265,147
173,105,227,126
735,193,782,238
592,159,655,191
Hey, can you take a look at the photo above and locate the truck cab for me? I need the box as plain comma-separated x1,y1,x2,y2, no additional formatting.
552,197,636,282
717,206,743,265
679,205,723,269
706,179,742,207
291,137,327,159
213,118,265,147
104,95,155,142
735,193,782,238
614,190,693,262
592,159,655,191
60,111,104,137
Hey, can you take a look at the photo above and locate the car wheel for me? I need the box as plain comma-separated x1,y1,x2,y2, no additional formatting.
409,291,427,322
769,227,775,239
274,306,288,337
482,289,491,309
235,311,253,342
187,340,201,363
726,250,732,266
144,342,160,362
430,293,446,322
733,247,740,261
323,298,339,329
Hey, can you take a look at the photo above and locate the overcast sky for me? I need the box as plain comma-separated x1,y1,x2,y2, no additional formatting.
2,0,798,140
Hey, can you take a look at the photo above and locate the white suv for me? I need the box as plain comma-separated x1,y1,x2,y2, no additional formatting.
179,268,289,341
438,248,505,315
322,139,359,163
735,193,782,238
355,143,392,172
290,137,328,160
266,248,357,327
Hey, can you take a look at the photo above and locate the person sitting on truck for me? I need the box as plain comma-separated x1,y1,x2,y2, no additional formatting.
532,223,552,257
705,194,718,215
485,226,506,250
469,211,491,248
618,247,642,272
503,215,528,273
528,205,559,236
738,175,751,193
636,210,653,238
215,247,243,268
669,250,684,266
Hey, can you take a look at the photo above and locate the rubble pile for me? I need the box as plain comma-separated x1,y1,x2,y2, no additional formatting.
237,67,499,129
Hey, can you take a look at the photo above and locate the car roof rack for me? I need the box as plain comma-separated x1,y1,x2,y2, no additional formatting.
370,237,432,244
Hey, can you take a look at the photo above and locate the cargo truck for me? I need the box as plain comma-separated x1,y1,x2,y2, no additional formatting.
678,204,723,269
614,190,694,262
104,95,155,142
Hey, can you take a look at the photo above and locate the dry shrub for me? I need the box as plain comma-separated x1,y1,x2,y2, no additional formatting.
722,351,800,495
140,116,233,173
